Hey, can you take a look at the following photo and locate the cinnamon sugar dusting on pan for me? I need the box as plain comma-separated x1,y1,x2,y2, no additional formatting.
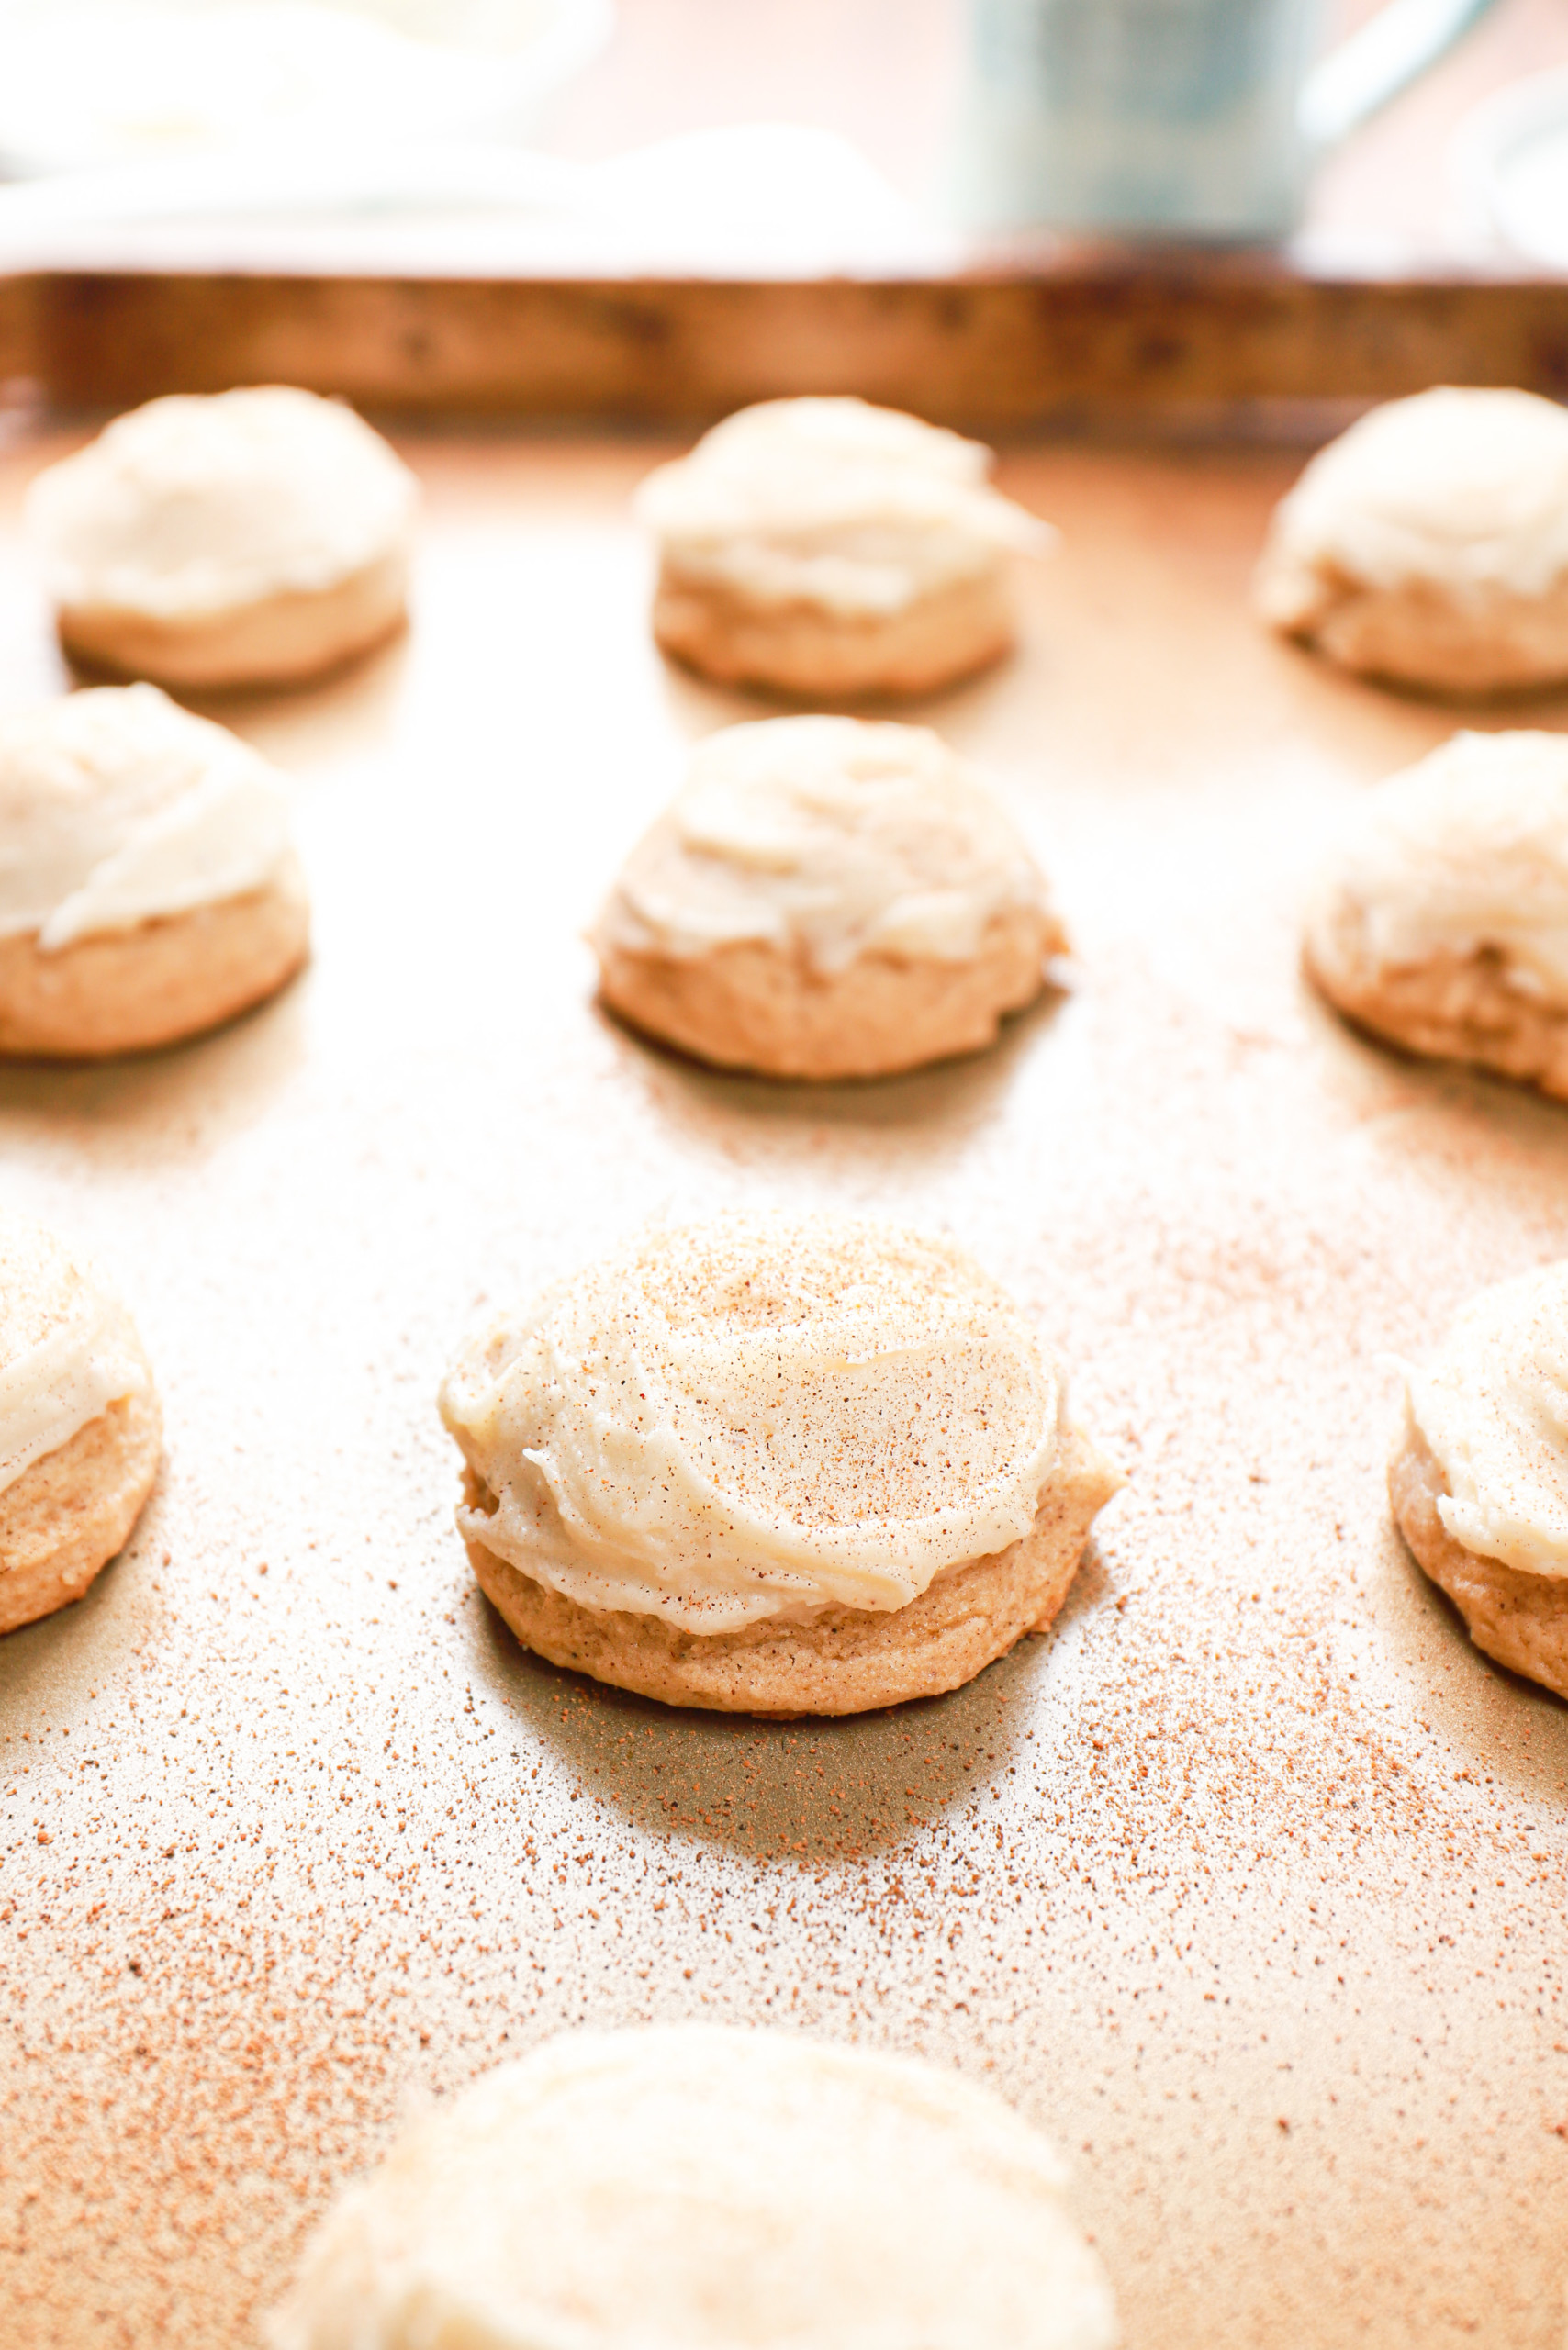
4,433,1568,2350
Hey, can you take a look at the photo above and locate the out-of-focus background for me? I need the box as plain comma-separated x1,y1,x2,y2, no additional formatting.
546,0,1567,255
0,0,1563,274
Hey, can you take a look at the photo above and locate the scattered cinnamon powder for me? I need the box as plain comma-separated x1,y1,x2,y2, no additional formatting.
2,431,1566,2350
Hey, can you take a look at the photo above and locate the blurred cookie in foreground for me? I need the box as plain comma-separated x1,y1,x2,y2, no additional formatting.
0,685,309,1058
439,1214,1121,1717
1391,1262,1568,1699
25,386,418,690
0,1217,160,1636
268,2025,1119,2350
593,716,1065,1079
1304,731,1568,1101
1256,387,1568,695
634,397,1052,698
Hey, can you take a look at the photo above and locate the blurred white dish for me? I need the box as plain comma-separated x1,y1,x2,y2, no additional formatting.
0,124,952,275
0,0,613,174
1453,66,1568,271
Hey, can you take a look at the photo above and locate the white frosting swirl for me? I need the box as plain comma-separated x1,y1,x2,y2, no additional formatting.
597,716,1055,976
1403,1261,1568,1580
634,397,1052,619
0,686,294,952
25,386,418,621
0,1216,151,1500
1267,388,1568,601
268,2027,1118,2350
440,1214,1061,1631
1309,731,1568,1000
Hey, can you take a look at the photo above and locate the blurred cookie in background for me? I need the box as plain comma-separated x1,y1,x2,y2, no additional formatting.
1391,1260,1568,1700
0,685,309,1058
593,715,1066,1080
0,1215,160,1637
1305,730,1568,1102
1256,388,1568,696
26,386,418,691
635,397,1052,699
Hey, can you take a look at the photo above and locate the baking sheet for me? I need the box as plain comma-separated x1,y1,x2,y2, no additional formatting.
2,421,1567,2350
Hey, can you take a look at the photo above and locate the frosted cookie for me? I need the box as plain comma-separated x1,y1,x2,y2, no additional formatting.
1256,388,1568,695
439,1214,1121,1717
0,685,308,1058
1391,1261,1568,1699
634,397,1051,699
269,2025,1118,2350
594,716,1065,1080
25,386,418,690
0,1217,160,1636
1304,731,1568,1100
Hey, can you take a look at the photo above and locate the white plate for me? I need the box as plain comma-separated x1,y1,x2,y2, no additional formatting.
1451,63,1568,273
0,0,614,174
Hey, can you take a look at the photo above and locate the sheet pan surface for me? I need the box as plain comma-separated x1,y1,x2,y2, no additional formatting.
2,425,1566,2349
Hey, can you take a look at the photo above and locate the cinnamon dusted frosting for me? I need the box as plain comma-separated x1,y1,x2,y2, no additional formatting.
268,2026,1119,2350
596,716,1055,974
634,397,1051,619
439,1214,1062,1632
25,386,418,621
0,1216,151,1500
1401,1261,1568,1579
1260,388,1568,610
0,686,294,950
1308,732,1568,1000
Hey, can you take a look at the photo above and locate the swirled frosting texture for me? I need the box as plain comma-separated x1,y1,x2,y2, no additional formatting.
596,716,1055,974
1403,1261,1568,1579
1310,731,1568,999
0,685,294,951
0,1216,151,1500
634,397,1051,618
26,386,418,620
1263,388,1568,602
268,2025,1119,2350
440,1215,1060,1631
